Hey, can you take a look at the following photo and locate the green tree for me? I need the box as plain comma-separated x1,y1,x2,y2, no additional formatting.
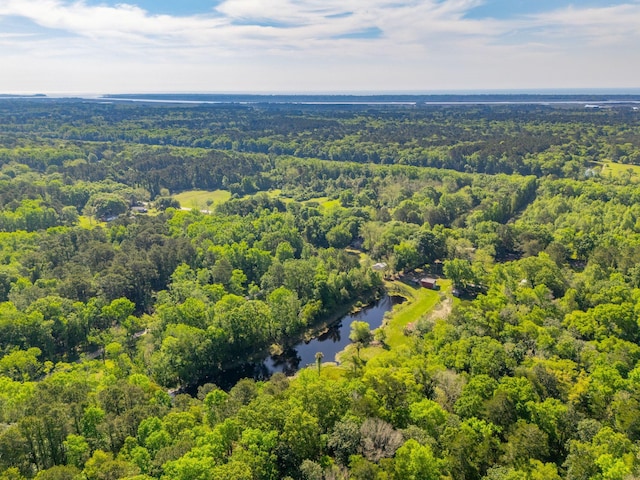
84,193,128,220
267,287,302,339
444,258,477,289
83,450,139,480
394,439,442,480
350,321,373,358
442,418,500,480
326,224,352,249
393,241,420,272
281,407,321,464
34,465,81,480
101,298,135,326
59,206,79,227
63,434,90,468
0,347,42,381
501,420,549,468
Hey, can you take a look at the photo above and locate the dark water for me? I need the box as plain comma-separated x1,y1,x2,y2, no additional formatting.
196,294,404,391
265,294,405,375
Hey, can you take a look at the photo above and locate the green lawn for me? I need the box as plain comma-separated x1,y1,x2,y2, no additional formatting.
173,189,231,210
78,215,106,229
172,189,343,211
173,189,298,209
336,277,451,367
264,189,283,198
265,190,296,204
303,195,329,204
319,199,341,210
383,278,451,349
302,196,341,210
598,161,640,182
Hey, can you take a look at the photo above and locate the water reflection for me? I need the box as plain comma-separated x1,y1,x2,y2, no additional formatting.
316,322,342,343
285,294,405,371
195,294,405,391
268,348,302,376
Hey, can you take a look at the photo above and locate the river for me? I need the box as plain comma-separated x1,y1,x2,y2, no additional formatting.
193,294,404,391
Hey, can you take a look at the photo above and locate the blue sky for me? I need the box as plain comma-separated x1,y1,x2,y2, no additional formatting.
84,1,224,16
78,0,635,21
465,0,632,19
0,0,638,93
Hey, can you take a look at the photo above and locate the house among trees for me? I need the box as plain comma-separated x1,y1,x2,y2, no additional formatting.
372,262,388,272
420,277,438,290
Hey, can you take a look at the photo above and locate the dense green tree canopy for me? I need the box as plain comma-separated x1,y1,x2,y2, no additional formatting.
1,99,640,479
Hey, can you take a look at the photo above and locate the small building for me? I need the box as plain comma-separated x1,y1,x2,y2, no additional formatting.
420,277,438,290
131,206,148,214
372,262,388,272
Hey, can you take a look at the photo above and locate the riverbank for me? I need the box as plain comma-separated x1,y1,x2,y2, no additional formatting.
174,279,450,392
172,288,387,392
333,278,452,369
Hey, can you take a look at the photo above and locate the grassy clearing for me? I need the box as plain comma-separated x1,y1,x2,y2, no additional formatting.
174,189,298,209
251,189,288,201
173,190,231,209
302,196,342,210
345,248,368,265
303,195,329,204
319,199,341,210
78,215,105,229
264,189,283,198
336,277,452,366
598,161,640,182
319,363,347,381
383,278,451,349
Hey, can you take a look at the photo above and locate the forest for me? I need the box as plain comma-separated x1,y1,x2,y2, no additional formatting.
1,98,640,479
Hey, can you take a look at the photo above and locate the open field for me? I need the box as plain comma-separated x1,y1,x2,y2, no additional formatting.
303,196,341,209
172,189,344,212
78,215,106,229
383,278,452,349
264,189,283,197
173,189,232,209
319,199,341,210
598,161,640,182
173,189,296,210
336,277,452,367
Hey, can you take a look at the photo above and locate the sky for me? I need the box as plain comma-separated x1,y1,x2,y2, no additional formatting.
0,0,639,94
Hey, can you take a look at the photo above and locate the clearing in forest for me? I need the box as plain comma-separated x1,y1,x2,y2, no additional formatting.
598,161,640,181
382,278,452,349
173,189,232,210
334,277,453,369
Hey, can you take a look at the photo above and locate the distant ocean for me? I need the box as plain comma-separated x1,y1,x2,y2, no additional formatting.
99,91,640,106
3,89,640,106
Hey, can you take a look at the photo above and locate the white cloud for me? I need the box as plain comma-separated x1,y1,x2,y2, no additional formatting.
524,4,640,47
0,0,506,49
0,0,638,91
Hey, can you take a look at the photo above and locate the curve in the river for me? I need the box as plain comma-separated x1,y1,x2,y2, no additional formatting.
194,294,404,391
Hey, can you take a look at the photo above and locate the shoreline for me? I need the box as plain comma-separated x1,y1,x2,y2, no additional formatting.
170,287,386,394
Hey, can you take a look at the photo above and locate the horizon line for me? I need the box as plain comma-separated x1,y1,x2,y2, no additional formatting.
3,87,640,98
